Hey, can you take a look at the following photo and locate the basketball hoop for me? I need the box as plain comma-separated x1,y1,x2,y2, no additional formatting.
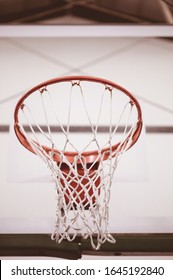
14,76,142,250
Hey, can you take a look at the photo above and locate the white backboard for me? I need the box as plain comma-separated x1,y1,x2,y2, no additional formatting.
0,26,173,239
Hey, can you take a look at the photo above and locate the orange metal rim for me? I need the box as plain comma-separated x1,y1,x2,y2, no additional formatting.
14,76,143,164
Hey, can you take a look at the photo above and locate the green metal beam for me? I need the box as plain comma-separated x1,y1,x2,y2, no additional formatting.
1,234,173,259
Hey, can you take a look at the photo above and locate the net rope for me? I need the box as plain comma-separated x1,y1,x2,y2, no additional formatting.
18,80,137,250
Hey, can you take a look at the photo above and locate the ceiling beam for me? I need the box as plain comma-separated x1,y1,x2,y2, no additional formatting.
157,0,173,23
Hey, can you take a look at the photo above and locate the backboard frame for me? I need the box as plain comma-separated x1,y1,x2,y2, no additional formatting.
0,25,173,258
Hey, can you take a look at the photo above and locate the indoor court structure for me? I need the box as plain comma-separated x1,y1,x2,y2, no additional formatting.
0,4,173,259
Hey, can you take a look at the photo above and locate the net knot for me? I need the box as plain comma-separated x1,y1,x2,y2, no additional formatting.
105,85,113,92
20,104,25,110
71,80,80,87
39,87,47,94
129,100,134,106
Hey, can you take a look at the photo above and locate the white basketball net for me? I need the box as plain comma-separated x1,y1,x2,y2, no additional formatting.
17,79,138,250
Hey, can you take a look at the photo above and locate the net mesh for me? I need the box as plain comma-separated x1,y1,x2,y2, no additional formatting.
17,79,138,250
